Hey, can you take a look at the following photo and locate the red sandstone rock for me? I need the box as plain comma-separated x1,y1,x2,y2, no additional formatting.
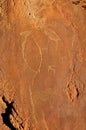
0,0,86,130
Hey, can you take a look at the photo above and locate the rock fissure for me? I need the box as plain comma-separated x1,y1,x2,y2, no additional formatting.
1,96,25,130
1,96,16,130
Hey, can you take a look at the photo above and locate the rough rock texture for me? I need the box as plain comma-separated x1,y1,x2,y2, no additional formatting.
0,0,86,130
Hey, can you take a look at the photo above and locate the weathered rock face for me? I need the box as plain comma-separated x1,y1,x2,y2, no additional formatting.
0,0,86,130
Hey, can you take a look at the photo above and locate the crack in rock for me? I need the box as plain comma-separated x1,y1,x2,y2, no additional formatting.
1,96,25,130
1,96,16,130
1,95,35,130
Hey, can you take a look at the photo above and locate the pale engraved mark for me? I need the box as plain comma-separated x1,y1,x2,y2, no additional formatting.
44,28,60,42
20,31,43,129
20,31,32,62
44,28,61,51
29,86,38,129
28,38,43,129
29,72,40,129
20,30,43,73
32,38,43,73
42,112,49,130
48,65,56,74
31,38,43,93
28,39,43,128
20,31,37,73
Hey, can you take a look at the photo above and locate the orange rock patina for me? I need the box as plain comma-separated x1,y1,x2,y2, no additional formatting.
0,0,86,130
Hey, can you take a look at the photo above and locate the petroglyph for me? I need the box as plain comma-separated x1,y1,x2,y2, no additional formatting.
27,38,43,128
20,30,37,73
0,0,86,130
20,30,43,73
44,28,60,42
32,38,43,73
44,28,61,51
42,112,49,130
20,30,32,62
48,65,56,73
29,86,38,129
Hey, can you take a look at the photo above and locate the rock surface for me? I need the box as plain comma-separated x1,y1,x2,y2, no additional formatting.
0,0,86,130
